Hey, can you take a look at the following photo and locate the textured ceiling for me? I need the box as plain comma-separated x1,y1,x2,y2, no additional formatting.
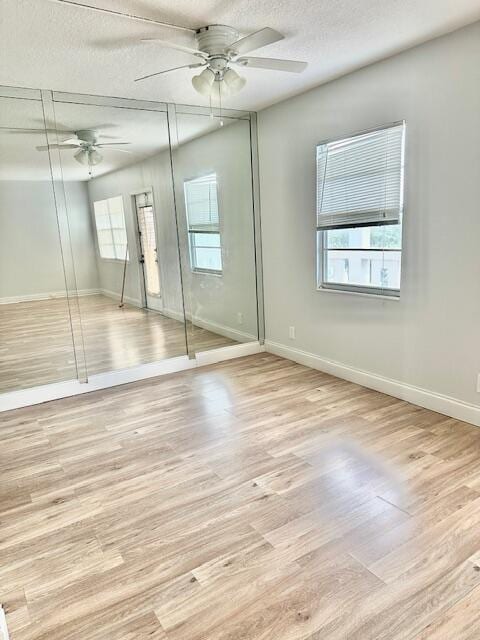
1,0,480,111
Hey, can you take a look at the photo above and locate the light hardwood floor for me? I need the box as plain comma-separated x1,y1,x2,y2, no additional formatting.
0,294,234,392
1,353,480,639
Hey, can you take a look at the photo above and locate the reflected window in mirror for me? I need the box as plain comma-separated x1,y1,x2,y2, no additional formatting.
93,195,128,261
184,174,222,274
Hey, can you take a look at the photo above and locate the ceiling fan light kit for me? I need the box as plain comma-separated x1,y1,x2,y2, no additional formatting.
74,147,103,166
191,66,245,99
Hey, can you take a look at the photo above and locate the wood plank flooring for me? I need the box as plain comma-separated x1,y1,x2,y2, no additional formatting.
1,353,480,639
0,294,234,392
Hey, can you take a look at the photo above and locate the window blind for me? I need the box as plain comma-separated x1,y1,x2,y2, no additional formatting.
316,122,405,231
184,174,219,232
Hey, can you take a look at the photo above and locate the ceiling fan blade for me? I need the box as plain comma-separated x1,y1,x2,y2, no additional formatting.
96,134,119,140
62,138,83,146
229,28,284,56
236,56,307,73
36,144,80,151
46,0,195,33
135,62,205,83
2,127,74,135
141,39,208,59
105,148,134,154
96,142,132,147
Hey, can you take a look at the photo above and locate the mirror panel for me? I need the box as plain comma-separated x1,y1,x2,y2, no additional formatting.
51,98,188,376
170,110,259,355
0,93,79,392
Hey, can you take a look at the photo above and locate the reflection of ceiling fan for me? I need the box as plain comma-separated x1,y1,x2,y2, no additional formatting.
36,129,131,166
47,1,308,98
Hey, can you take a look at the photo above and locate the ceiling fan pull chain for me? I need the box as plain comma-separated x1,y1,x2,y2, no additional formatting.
219,81,224,127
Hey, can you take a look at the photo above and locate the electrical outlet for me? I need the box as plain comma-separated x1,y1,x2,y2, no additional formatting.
477,374,480,393
289,326,296,340
237,312,243,325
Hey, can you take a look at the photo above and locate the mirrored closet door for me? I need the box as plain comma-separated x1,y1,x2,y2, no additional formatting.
0,88,79,392
49,93,189,377
170,106,260,356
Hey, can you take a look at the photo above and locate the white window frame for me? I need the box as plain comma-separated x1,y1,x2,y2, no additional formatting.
93,195,128,262
184,173,222,275
316,122,406,298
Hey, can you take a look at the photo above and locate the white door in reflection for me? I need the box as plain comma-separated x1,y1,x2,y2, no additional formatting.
134,192,162,312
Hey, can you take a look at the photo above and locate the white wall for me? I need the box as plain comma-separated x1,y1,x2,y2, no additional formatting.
0,180,98,301
258,21,480,409
64,181,99,292
87,119,258,341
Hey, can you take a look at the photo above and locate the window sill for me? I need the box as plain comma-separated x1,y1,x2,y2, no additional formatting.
99,257,130,264
191,269,223,277
317,285,400,301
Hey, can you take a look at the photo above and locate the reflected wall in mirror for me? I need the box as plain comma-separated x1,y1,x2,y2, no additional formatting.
171,112,259,354
51,99,191,375
0,92,78,392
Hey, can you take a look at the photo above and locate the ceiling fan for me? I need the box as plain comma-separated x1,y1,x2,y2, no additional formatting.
136,25,308,98
47,1,308,98
36,129,131,166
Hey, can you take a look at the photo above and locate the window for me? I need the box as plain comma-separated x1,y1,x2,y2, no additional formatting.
93,195,128,260
316,122,405,296
184,174,222,274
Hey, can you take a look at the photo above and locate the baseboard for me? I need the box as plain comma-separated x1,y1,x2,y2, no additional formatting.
196,341,265,366
162,307,185,322
265,340,480,427
100,288,142,308
190,315,257,343
0,606,9,640
0,289,100,305
0,342,264,412
162,307,257,343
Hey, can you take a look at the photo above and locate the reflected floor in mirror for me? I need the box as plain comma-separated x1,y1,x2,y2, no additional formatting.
0,294,235,391
1,354,480,639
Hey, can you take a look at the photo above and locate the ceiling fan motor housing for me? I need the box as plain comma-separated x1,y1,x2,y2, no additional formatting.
195,25,239,57
75,129,98,145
